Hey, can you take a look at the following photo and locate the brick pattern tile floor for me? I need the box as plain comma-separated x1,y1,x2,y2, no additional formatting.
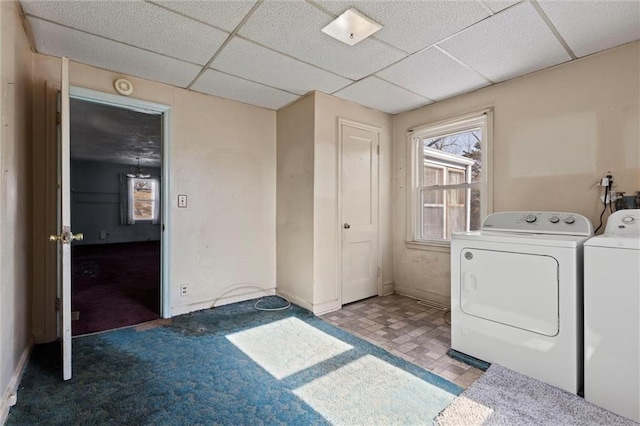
320,294,484,389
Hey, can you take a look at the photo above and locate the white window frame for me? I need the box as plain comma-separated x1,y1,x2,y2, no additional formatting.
407,109,493,247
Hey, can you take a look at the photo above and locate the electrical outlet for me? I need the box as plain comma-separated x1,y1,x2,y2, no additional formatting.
599,171,615,187
180,284,188,296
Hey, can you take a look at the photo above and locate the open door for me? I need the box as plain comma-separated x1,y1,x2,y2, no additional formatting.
49,57,82,380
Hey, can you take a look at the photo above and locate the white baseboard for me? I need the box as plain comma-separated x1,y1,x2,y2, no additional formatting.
1,338,33,424
274,289,312,312
171,287,276,317
312,299,341,316
393,285,451,307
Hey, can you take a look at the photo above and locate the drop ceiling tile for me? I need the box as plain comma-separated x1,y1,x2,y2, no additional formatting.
191,69,299,110
377,47,491,101
238,1,406,80
439,1,571,82
27,18,201,88
211,37,351,96
538,0,640,58
22,0,228,65
315,0,490,54
481,0,521,14
333,77,431,114
151,0,256,32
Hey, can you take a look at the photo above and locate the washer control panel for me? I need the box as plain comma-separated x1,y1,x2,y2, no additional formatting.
604,209,640,236
481,211,594,236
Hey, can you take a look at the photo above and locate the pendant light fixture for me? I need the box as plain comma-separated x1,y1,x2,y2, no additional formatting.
126,157,151,178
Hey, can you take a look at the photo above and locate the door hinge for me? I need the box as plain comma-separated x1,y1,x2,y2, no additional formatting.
55,297,60,312
376,145,380,155
377,267,381,277
56,112,61,125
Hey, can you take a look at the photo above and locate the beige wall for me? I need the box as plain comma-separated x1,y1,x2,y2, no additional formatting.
31,54,277,340
276,92,393,314
393,41,640,305
1,1,33,421
276,93,315,309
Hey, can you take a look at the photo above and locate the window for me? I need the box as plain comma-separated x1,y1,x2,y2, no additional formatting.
130,178,159,222
408,111,492,244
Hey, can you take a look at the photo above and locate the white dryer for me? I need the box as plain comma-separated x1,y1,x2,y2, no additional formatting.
584,209,640,422
451,211,593,394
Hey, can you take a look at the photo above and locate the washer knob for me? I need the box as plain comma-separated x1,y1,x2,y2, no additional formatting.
525,214,537,223
622,216,636,225
564,216,575,224
549,216,560,223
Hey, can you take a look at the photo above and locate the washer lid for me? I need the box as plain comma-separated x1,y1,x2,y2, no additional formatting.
585,234,640,250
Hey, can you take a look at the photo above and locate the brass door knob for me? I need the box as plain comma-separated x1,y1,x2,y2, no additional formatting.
343,223,351,229
49,231,84,244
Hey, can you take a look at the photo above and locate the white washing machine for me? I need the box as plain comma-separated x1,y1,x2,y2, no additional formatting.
451,211,593,394
584,209,640,422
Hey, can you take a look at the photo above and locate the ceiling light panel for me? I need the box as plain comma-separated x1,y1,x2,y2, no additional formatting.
151,0,256,32
438,1,571,83
211,37,351,95
316,0,490,54
21,0,228,65
238,0,406,80
27,18,202,88
333,77,431,114
537,0,640,58
191,69,299,110
321,8,382,46
377,47,491,101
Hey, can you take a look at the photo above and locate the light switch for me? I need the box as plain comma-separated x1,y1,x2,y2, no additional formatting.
178,194,187,208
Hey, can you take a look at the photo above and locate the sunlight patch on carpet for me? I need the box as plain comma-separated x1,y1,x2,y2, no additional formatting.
293,354,457,425
434,395,494,425
226,317,353,379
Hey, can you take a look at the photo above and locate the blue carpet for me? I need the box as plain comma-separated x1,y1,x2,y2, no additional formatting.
7,299,462,425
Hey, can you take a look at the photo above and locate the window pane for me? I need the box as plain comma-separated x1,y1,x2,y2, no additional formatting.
422,128,482,183
132,179,156,221
134,200,154,220
421,190,443,240
420,187,479,240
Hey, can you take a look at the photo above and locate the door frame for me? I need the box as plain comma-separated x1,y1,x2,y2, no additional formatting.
336,117,382,306
68,86,172,318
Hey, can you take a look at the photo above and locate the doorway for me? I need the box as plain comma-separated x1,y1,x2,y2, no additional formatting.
339,119,380,305
68,90,169,335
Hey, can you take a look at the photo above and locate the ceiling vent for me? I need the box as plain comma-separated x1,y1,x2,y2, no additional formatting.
321,8,382,46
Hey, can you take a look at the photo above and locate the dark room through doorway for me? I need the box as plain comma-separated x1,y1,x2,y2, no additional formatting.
70,97,162,335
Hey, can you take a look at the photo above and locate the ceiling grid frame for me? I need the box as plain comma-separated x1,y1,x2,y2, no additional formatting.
19,0,640,114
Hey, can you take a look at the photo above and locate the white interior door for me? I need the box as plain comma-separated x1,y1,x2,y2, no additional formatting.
50,57,79,380
340,120,379,305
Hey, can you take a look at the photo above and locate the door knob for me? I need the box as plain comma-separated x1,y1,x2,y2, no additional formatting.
49,231,84,244
343,223,351,229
